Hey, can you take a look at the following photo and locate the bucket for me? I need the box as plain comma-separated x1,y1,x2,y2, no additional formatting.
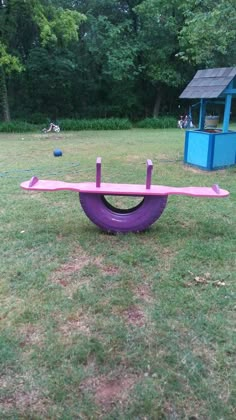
205,116,219,128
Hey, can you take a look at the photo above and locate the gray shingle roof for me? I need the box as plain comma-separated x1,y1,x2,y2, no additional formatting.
179,67,236,99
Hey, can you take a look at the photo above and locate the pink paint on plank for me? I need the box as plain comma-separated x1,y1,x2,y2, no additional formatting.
20,179,229,198
21,157,230,199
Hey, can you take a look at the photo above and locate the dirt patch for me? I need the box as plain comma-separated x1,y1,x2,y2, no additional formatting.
125,155,142,163
159,247,177,271
58,312,91,337
55,255,90,276
50,246,103,293
183,164,227,175
18,324,45,347
135,283,153,303
81,373,137,409
52,248,102,280
183,165,211,174
0,373,53,416
95,376,135,407
122,305,146,327
101,265,120,276
191,339,217,366
0,390,52,415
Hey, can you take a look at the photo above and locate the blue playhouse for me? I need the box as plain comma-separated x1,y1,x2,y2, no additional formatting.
180,67,236,170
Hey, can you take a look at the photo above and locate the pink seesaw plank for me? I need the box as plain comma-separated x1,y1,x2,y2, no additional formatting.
21,178,229,198
21,178,81,191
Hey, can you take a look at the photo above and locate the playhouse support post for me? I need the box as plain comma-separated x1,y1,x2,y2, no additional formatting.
223,94,232,133
199,99,206,130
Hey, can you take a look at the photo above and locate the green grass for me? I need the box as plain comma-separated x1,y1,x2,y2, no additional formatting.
0,128,235,419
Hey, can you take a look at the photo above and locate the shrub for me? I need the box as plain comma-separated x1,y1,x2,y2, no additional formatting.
136,117,177,129
26,113,49,125
0,116,178,133
59,118,132,131
0,121,38,133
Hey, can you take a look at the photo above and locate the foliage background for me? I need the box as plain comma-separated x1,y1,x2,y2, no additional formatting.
0,0,236,121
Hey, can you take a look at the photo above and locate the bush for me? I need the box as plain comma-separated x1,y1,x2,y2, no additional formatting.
136,117,177,129
26,113,49,125
59,118,132,131
0,116,178,133
0,121,38,133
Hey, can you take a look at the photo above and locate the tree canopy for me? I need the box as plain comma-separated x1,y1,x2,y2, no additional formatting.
0,0,236,121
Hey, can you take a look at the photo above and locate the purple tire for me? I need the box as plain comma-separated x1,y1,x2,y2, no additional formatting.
79,193,168,233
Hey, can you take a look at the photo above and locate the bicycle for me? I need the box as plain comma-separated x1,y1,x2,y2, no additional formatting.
42,123,60,134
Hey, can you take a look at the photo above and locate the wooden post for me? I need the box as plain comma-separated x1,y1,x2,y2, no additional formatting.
199,98,206,130
223,95,232,133
146,159,153,189
96,157,102,187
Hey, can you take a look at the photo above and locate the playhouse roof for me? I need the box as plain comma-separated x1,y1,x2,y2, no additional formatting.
179,67,236,99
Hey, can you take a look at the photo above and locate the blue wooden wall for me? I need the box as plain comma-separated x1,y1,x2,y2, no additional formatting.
184,130,236,170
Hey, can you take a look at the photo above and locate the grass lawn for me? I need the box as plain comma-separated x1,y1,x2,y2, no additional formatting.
0,128,235,419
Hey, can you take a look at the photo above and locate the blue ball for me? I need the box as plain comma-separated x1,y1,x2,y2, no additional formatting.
53,149,62,157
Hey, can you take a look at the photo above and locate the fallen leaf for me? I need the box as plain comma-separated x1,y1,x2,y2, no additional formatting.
213,281,226,287
194,276,209,284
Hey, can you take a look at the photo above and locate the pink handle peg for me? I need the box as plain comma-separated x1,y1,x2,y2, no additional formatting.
146,159,153,189
29,176,39,187
96,157,102,188
212,184,220,194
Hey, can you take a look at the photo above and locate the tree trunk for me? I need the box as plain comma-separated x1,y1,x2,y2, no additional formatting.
153,87,162,117
0,67,11,121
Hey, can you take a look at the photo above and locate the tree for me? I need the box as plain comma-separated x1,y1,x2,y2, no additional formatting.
0,0,24,121
178,0,236,66
69,0,186,118
0,41,23,121
134,0,192,116
26,47,76,118
0,0,86,120
69,1,143,118
4,0,234,122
